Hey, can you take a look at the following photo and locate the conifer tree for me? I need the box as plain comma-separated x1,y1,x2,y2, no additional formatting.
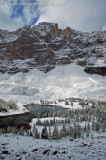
86,129,89,138
87,123,90,130
59,129,63,139
12,126,16,136
52,125,59,140
101,123,105,132
76,123,81,138
20,126,24,136
48,126,52,140
41,126,48,139
73,127,77,139
7,126,11,133
35,128,40,139
62,123,67,137
84,124,87,132
32,123,36,138
95,122,100,132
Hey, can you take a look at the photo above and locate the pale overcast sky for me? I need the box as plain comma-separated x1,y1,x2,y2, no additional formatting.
0,0,106,32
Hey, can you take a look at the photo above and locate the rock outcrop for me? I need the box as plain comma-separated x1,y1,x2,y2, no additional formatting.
84,67,106,76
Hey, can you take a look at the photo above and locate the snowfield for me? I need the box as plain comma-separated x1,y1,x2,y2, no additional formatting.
0,63,106,104
0,133,106,160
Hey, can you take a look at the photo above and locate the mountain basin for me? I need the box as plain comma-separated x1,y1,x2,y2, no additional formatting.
0,104,65,129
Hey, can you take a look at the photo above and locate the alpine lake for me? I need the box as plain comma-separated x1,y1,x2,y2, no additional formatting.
0,104,65,129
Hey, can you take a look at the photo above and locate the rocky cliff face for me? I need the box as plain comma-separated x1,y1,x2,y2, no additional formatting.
0,22,106,75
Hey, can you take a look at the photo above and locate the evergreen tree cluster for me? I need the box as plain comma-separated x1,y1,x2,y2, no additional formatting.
36,118,67,126
0,99,18,112
0,126,25,136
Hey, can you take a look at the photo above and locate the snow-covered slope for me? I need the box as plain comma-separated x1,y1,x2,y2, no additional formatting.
0,63,106,103
0,133,106,160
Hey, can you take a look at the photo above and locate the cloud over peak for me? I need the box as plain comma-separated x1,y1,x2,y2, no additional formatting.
0,0,106,32
36,0,106,32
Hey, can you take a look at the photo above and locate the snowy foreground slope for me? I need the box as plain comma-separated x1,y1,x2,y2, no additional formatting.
0,133,106,160
0,63,106,103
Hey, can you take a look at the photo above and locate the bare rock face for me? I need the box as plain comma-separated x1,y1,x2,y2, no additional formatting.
62,27,76,36
84,67,106,76
54,23,59,37
0,22,106,75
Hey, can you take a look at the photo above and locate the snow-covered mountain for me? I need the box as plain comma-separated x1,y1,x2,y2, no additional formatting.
0,22,106,102
0,22,106,75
